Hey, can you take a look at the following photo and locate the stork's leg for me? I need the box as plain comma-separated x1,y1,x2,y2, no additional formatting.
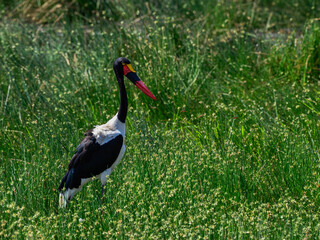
100,171,109,202
101,184,106,203
100,184,106,215
100,172,109,213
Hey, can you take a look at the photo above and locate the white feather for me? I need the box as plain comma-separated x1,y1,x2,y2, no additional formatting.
92,114,125,145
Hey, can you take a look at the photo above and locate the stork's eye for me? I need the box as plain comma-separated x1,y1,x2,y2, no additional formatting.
123,65,131,75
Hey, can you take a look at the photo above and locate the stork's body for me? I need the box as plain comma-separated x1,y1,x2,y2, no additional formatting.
58,57,156,208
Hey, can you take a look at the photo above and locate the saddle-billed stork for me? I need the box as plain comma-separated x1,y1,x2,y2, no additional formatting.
58,57,156,208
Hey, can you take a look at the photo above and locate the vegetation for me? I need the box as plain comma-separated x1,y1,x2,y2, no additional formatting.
1,0,320,238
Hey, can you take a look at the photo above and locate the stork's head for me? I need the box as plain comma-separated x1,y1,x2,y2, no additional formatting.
113,57,156,100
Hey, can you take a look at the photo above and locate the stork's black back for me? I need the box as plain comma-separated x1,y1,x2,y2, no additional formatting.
58,133,123,191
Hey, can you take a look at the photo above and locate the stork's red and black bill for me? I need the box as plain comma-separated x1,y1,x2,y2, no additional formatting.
123,64,156,100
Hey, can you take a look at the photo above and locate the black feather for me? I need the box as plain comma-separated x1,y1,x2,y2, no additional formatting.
58,133,123,190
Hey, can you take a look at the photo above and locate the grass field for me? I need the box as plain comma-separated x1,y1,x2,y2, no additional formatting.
1,0,320,238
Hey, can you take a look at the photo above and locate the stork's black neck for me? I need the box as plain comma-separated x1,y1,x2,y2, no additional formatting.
117,76,128,123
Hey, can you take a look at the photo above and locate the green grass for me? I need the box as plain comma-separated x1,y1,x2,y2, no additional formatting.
1,0,320,238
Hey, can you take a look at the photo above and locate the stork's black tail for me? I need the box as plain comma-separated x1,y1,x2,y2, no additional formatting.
58,172,68,192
